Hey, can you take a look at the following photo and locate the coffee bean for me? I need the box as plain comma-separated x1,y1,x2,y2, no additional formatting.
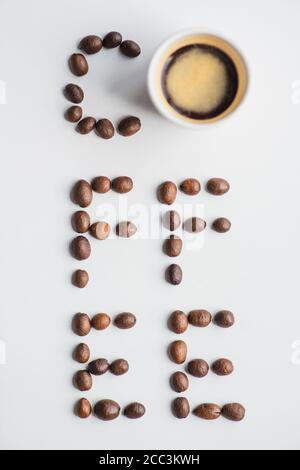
118,116,141,136
116,221,137,238
91,313,111,331
72,180,93,208
166,264,182,285
163,210,181,231
79,35,102,54
193,403,221,420
94,399,120,421
72,269,89,288
187,359,209,378
95,119,115,139
69,53,89,76
64,84,84,104
87,358,109,375
214,310,235,328
71,236,91,260
172,397,190,419
124,402,145,419
73,343,90,363
111,176,133,193
72,210,90,233
72,313,91,336
158,181,177,205
120,40,141,58
212,217,231,233
170,371,189,393
110,359,129,376
76,117,96,134
75,398,92,418
188,310,212,328
222,403,245,422
65,105,82,122
103,31,122,48
92,176,111,193
163,235,182,257
73,370,92,391
212,358,234,376
114,312,136,329
168,340,187,364
180,178,201,195
90,222,111,240
184,217,206,233
206,178,230,196
168,311,188,334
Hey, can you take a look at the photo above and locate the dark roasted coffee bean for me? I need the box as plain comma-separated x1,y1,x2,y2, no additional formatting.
120,40,141,58
164,235,182,257
64,84,84,103
94,399,120,421
72,269,89,288
222,403,245,422
72,313,91,336
206,178,230,196
212,217,231,233
172,397,190,419
118,116,141,136
103,31,122,48
65,105,82,122
95,119,115,139
75,398,92,418
72,210,90,233
168,340,187,364
180,178,201,195
114,312,136,329
212,358,234,376
110,359,129,376
214,310,235,328
124,402,145,419
71,236,91,260
194,403,221,420
73,370,92,391
79,35,102,54
72,180,93,208
170,372,189,393
184,217,206,233
158,181,177,205
92,176,111,193
166,264,182,285
187,359,209,378
90,222,111,240
168,311,188,334
164,210,181,231
76,117,96,134
112,176,133,193
188,310,212,328
116,221,137,238
87,358,109,376
91,313,111,331
69,53,89,76
73,343,90,363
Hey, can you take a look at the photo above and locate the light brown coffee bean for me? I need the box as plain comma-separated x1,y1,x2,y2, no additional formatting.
194,403,221,420
158,181,177,205
222,403,246,422
124,402,145,419
64,84,84,103
184,217,206,233
111,176,133,193
116,221,137,238
87,358,109,376
180,178,201,195
72,269,89,288
163,210,181,231
73,343,90,363
72,313,91,336
166,264,182,285
212,358,234,376
94,400,120,421
168,311,188,334
72,180,93,208
71,236,91,260
163,235,182,257
170,372,189,393
172,397,190,419
72,210,90,233
79,35,102,54
118,116,141,136
92,176,111,193
103,31,122,48
214,310,235,328
110,359,129,376
76,117,96,134
75,398,92,418
114,312,136,329
168,340,187,364
73,370,92,391
65,105,82,122
95,119,115,139
91,313,111,331
188,310,212,328
206,178,230,196
69,53,89,76
212,217,231,233
120,40,141,58
187,359,209,378
90,222,111,240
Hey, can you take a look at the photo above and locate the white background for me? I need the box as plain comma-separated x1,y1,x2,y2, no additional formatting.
0,0,300,451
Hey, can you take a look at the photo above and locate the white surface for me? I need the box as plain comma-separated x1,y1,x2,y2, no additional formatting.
0,0,300,451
